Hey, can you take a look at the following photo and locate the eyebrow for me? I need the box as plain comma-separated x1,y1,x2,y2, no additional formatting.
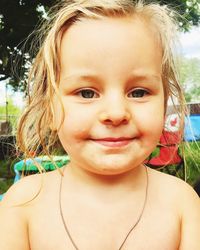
127,72,162,82
60,71,162,86
60,73,101,85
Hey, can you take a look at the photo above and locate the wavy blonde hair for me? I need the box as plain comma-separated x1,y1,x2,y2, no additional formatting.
17,0,187,168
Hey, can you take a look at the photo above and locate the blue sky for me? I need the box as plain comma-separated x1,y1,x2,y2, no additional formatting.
0,26,200,108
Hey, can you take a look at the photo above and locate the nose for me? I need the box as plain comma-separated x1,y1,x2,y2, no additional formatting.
99,94,131,126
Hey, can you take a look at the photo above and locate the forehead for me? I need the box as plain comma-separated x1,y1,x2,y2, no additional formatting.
59,16,162,83
61,15,161,53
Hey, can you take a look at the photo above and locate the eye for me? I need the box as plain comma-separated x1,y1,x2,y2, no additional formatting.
128,88,149,98
76,89,99,98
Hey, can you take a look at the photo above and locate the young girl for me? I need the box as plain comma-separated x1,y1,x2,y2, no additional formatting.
0,0,199,249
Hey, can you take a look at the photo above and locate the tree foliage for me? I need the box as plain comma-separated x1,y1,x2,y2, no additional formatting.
180,57,200,102
0,0,200,91
0,0,56,91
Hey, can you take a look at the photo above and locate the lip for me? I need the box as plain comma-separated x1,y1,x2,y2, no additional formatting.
91,137,134,147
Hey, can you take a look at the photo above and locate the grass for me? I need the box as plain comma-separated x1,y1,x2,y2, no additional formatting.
0,158,18,194
0,179,14,194
152,141,200,184
183,141,200,185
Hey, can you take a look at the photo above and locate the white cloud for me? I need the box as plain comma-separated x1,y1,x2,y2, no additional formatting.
179,26,200,58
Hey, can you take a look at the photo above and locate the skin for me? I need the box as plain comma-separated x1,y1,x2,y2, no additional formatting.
0,16,199,250
55,16,164,178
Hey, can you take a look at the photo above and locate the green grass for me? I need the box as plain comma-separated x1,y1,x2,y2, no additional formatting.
0,158,18,194
183,141,200,185
0,179,14,194
155,141,200,185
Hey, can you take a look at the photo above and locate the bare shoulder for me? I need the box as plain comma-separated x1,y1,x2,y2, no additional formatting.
148,167,200,250
0,174,45,249
149,167,198,195
2,168,62,205
0,170,61,250
148,167,200,212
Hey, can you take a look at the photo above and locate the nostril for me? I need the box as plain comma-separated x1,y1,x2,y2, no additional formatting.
99,112,131,126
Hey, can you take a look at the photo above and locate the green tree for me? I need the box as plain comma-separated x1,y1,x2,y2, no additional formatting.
0,0,200,91
0,0,55,91
180,57,200,102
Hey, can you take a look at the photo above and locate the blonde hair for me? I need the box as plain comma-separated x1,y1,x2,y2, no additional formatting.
17,0,187,167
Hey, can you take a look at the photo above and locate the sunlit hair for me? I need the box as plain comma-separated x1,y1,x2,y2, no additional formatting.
17,0,187,169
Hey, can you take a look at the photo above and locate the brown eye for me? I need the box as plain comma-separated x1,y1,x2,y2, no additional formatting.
128,89,149,98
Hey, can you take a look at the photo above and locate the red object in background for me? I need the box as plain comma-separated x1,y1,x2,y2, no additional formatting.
159,130,181,145
170,117,178,127
148,130,182,166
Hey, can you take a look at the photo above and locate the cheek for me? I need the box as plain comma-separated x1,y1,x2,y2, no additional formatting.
59,110,93,140
135,104,165,139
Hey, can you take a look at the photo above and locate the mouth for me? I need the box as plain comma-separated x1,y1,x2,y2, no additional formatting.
90,137,134,147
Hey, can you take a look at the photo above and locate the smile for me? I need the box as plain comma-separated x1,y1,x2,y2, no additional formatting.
90,137,133,147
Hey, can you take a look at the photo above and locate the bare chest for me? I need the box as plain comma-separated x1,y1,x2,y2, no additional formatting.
28,200,180,250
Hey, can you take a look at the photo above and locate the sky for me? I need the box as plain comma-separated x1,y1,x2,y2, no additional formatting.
0,25,200,109
179,26,200,58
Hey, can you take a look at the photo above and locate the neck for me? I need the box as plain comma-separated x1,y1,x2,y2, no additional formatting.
64,163,147,202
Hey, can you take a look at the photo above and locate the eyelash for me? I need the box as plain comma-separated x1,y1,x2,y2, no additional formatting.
75,88,149,99
75,89,99,98
127,88,149,98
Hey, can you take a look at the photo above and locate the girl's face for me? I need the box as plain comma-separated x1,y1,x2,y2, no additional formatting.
54,16,165,175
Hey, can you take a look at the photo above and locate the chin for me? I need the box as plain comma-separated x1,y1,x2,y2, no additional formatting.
85,160,138,176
